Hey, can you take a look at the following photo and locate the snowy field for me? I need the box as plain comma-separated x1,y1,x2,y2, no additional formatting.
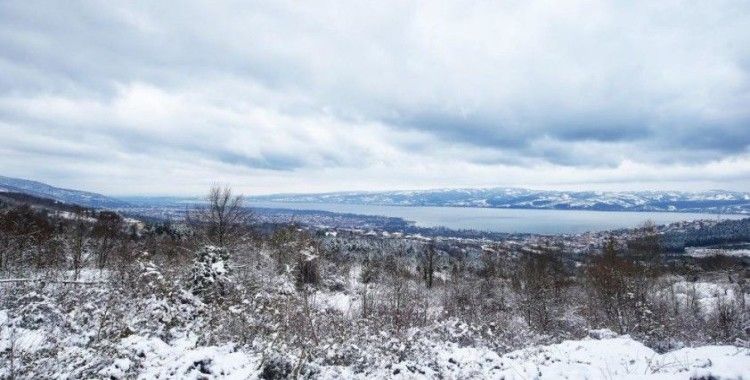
115,335,746,379
3,312,747,380
2,281,748,379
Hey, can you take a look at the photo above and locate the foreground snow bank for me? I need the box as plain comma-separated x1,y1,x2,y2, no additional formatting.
87,333,748,379
463,336,748,379
99,336,263,379
372,335,748,379
2,298,747,379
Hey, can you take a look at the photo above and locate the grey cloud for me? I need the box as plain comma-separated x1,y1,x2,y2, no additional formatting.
215,151,304,171
391,112,530,150
1,0,749,193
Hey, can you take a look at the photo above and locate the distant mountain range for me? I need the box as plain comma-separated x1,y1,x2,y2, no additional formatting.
0,175,130,209
250,188,750,214
2,174,749,215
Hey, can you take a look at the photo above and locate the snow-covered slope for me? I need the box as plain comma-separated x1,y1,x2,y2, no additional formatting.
435,334,749,379
76,332,750,379
0,175,130,209
252,188,750,214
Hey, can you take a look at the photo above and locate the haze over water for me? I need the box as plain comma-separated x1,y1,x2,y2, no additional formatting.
248,201,746,235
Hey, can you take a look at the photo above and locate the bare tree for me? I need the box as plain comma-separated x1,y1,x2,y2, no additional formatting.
419,241,436,289
69,210,90,281
188,186,253,249
516,250,565,331
269,224,303,273
0,204,53,268
478,245,500,281
92,211,122,269
585,237,653,334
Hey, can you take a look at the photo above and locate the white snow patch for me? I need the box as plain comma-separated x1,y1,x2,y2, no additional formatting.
315,291,354,315
428,336,750,379
666,281,740,314
114,335,262,379
686,247,750,258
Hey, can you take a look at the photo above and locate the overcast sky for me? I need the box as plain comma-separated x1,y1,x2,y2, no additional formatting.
1,1,749,196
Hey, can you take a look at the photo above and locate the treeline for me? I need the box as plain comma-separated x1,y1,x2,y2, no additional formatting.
660,218,750,251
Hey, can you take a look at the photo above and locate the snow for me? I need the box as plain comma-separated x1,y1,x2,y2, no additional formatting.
2,299,748,379
254,188,750,214
99,358,132,379
686,246,750,258
93,334,750,379
109,335,262,379
588,328,619,339
479,336,749,379
372,335,750,379
0,314,51,354
301,246,319,261
10,328,49,353
56,211,97,222
315,291,354,315
667,281,740,314
72,268,110,282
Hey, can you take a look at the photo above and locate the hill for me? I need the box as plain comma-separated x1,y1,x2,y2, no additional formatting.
0,175,130,209
251,188,750,214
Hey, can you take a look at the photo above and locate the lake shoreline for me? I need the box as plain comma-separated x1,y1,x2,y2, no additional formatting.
247,201,747,235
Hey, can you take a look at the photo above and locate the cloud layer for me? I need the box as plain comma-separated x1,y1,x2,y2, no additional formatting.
1,1,749,195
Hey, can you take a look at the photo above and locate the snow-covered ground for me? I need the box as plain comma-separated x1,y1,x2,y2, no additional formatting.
151,335,750,379
665,280,745,315
100,335,262,379
423,335,749,380
16,330,747,379
686,246,750,258
2,237,748,378
3,306,747,380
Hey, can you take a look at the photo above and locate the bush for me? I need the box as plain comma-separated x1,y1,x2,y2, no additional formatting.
191,245,232,301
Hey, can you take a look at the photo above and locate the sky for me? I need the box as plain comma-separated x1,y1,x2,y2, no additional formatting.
1,1,749,196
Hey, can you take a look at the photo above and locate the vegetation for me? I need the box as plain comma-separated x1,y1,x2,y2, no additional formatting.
0,187,748,378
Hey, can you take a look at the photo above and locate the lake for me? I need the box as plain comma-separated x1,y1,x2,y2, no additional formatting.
247,201,746,235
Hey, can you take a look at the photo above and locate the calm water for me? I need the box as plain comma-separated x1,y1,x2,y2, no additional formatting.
248,201,746,235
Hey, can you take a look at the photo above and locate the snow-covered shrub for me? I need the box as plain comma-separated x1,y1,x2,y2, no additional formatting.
268,225,303,273
371,274,427,331
191,245,232,300
15,291,66,330
358,258,380,285
128,253,200,340
709,294,743,342
137,253,166,293
588,328,618,339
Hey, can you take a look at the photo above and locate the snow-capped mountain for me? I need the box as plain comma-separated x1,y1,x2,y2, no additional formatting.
0,175,130,209
251,188,750,214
